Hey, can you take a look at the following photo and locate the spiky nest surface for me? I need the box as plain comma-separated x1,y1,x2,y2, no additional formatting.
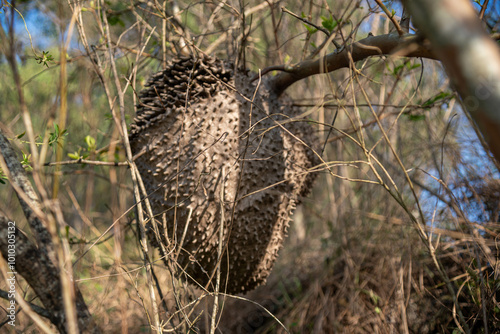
130,55,319,293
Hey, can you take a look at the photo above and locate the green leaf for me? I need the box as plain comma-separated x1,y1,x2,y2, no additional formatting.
407,114,426,122
422,92,452,107
407,63,421,70
21,152,33,172
320,15,338,33
392,64,405,76
85,135,96,151
47,124,68,152
16,131,26,139
303,23,318,34
68,152,80,160
35,50,54,68
108,14,125,27
0,169,7,184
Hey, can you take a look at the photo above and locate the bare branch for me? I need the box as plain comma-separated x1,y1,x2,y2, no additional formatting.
44,159,128,167
269,33,436,96
479,0,489,20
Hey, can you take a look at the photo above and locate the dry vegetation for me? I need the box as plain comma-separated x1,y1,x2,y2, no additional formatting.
0,0,499,333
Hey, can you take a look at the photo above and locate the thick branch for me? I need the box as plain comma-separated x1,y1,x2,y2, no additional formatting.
0,130,54,261
0,214,100,333
269,33,436,96
404,0,500,163
0,289,51,319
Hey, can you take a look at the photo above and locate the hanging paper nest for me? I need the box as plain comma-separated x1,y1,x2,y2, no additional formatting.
130,55,319,293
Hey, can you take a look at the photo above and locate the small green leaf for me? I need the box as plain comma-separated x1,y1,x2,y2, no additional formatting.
16,131,26,139
21,152,33,172
85,135,96,151
321,15,338,33
108,14,125,27
375,307,381,314
0,168,7,184
407,114,426,122
407,63,421,70
392,64,405,76
35,50,54,68
303,23,318,34
422,92,452,107
68,152,80,160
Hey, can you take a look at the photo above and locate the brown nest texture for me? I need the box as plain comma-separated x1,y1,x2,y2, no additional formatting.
130,55,319,294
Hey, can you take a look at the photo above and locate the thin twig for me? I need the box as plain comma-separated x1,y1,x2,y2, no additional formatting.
281,6,330,37
44,158,128,167
210,167,225,334
479,0,489,20
281,6,341,48
374,0,404,36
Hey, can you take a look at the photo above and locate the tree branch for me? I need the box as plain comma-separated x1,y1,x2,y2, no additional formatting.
269,33,436,96
404,0,500,164
0,213,100,333
0,289,51,319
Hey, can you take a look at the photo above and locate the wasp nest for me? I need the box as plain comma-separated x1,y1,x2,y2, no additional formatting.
130,55,319,293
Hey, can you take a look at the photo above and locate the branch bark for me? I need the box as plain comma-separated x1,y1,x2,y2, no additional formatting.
0,213,100,333
269,33,436,96
404,0,500,163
